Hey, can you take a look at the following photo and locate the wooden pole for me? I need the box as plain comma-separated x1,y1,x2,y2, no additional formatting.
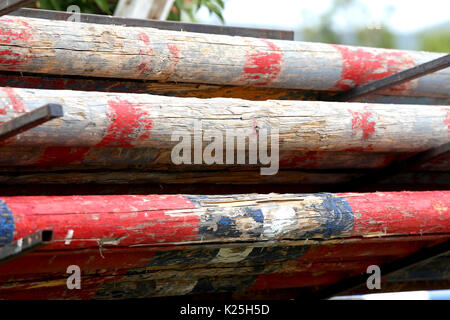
1,191,449,250
0,170,448,186
0,190,448,299
1,235,448,299
1,73,449,105
0,88,448,152
1,16,449,97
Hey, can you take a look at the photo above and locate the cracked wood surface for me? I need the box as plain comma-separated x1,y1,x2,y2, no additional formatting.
1,73,450,105
0,88,449,152
1,191,449,251
1,16,449,97
0,235,448,299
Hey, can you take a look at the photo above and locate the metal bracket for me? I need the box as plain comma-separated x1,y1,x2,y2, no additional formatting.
0,230,53,266
311,239,450,299
335,54,450,102
11,8,294,40
334,141,450,191
0,103,64,141
0,0,35,17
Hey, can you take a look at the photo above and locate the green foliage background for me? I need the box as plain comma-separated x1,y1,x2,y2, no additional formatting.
32,0,225,22
31,0,449,53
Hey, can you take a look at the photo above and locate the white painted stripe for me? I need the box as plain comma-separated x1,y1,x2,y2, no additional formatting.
261,205,297,237
64,229,74,245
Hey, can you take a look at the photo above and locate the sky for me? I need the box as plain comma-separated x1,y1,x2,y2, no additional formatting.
197,0,450,34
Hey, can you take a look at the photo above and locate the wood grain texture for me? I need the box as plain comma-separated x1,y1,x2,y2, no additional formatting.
0,146,422,169
0,235,448,299
1,191,449,251
0,88,448,153
2,73,450,105
1,16,449,97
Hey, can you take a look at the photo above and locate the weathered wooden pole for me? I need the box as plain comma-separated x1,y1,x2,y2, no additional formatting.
1,16,449,97
1,191,449,250
1,234,447,299
0,191,448,299
0,145,428,170
1,73,449,105
1,170,449,186
0,88,448,152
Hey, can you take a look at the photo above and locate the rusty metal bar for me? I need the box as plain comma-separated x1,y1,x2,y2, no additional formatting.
10,8,294,40
0,0,34,17
331,141,450,192
314,239,450,299
0,103,63,141
0,230,53,266
335,54,450,102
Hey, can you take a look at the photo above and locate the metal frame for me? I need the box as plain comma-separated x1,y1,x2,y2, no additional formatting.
333,141,450,192
0,103,64,141
335,54,450,102
0,0,34,17
312,239,450,299
0,230,53,266
11,8,294,40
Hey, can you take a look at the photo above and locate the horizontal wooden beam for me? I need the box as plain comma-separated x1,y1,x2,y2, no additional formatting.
0,170,448,186
1,72,449,105
1,146,439,170
0,88,448,153
1,191,449,251
1,16,449,96
0,234,448,299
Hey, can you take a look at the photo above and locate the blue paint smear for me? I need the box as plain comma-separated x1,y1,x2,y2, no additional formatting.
321,193,354,238
301,193,354,239
244,207,264,223
0,200,15,247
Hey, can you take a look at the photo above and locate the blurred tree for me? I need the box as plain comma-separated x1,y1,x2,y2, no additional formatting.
419,30,450,53
33,0,117,14
300,0,396,49
32,0,225,22
168,0,225,23
356,24,396,49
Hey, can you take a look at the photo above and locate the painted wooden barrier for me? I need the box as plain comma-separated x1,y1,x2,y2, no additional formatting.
0,88,448,152
1,73,449,105
0,146,422,169
1,191,449,250
0,191,449,299
1,16,449,98
0,170,449,186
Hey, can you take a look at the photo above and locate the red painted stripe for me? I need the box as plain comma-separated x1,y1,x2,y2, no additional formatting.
96,98,153,147
279,151,319,168
32,147,91,166
339,191,450,235
348,108,376,140
167,43,180,75
331,45,416,91
444,111,450,132
0,18,33,69
242,39,283,86
1,87,26,113
4,195,199,249
137,32,153,75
